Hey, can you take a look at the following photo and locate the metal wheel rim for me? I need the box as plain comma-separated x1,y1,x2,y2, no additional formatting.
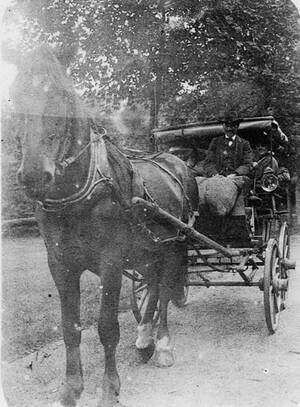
279,222,290,259
263,239,281,334
278,222,290,309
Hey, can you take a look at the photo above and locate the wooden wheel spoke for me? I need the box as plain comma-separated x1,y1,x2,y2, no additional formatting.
134,283,148,295
138,290,149,311
130,276,160,325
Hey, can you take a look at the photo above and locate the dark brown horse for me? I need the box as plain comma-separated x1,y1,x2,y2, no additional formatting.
10,46,198,407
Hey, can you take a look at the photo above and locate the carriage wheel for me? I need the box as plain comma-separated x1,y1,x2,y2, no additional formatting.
262,219,271,245
130,279,160,325
263,238,281,334
278,222,290,310
278,221,290,259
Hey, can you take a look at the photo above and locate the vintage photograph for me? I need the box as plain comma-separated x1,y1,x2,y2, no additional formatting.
2,1,300,406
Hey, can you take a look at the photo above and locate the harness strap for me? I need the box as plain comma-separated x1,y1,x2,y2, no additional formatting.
132,156,193,217
40,130,112,212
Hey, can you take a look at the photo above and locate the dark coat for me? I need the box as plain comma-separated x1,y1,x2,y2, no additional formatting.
203,135,253,177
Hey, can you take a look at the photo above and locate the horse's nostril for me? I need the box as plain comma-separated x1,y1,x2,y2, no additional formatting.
43,171,53,185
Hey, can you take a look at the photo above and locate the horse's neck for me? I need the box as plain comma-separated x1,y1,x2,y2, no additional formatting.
105,140,135,204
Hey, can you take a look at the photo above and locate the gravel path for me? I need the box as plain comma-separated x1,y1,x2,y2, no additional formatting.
2,235,300,407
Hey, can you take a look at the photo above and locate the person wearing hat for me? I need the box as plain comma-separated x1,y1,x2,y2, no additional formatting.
203,114,253,178
169,146,206,176
200,113,254,246
253,141,290,189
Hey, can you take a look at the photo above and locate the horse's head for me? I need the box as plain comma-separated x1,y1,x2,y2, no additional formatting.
10,46,85,201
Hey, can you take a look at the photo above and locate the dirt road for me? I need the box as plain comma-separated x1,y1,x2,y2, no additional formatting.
2,235,300,407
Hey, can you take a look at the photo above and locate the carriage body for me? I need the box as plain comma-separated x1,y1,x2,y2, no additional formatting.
129,116,295,334
152,116,291,247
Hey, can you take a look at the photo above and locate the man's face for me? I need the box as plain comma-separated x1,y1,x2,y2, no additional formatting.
223,121,239,138
255,144,268,159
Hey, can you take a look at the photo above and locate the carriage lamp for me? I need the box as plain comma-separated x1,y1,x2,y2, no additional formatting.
261,168,279,192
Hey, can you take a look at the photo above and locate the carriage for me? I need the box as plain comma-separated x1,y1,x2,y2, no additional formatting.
129,116,296,334
13,46,298,406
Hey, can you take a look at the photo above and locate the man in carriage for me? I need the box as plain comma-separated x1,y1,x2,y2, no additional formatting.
202,112,253,178
196,112,255,246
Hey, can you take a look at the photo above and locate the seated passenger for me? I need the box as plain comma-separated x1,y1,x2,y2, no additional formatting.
203,113,253,178
253,142,290,186
199,113,254,246
168,146,206,176
253,143,290,214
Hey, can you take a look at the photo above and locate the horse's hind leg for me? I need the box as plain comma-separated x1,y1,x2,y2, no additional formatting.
155,286,174,367
135,272,158,362
51,267,83,407
155,251,177,368
98,263,122,407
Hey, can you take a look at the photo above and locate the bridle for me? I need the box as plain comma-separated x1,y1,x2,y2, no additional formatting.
39,128,113,213
37,94,113,212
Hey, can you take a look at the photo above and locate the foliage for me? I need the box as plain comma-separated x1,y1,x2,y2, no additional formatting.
161,80,266,124
4,0,300,128
2,0,300,219
1,106,35,220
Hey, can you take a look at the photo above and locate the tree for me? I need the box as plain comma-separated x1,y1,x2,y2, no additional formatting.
2,0,300,220
2,0,300,131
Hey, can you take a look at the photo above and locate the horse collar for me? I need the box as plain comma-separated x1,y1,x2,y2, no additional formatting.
39,129,112,212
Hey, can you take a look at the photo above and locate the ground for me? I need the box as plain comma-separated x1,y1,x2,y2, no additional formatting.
1,235,300,407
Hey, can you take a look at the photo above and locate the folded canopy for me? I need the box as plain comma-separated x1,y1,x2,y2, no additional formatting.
153,116,287,151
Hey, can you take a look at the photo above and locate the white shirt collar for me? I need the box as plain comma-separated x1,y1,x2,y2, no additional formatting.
225,134,237,140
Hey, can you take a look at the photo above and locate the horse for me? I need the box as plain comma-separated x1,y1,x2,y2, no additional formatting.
10,45,198,407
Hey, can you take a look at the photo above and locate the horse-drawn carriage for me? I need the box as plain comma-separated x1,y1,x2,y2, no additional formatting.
12,46,297,406
129,116,295,334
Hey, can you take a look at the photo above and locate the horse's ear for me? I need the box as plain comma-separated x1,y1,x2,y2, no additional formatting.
55,43,78,68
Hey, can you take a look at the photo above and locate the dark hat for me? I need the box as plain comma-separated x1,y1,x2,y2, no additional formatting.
221,111,241,125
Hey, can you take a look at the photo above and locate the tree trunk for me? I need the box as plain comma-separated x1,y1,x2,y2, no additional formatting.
149,7,167,148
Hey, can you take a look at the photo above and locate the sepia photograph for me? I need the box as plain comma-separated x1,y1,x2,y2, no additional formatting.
1,1,300,406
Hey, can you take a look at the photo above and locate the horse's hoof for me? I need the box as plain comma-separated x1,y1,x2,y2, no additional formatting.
154,348,175,367
99,374,121,407
98,396,120,407
136,340,155,363
171,295,188,308
97,401,127,407
171,286,188,308
60,389,78,407
60,381,83,407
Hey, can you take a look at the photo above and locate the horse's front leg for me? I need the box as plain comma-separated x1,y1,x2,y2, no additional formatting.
98,263,122,407
50,264,83,407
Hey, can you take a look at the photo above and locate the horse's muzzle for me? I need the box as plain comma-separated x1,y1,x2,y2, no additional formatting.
17,168,54,200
